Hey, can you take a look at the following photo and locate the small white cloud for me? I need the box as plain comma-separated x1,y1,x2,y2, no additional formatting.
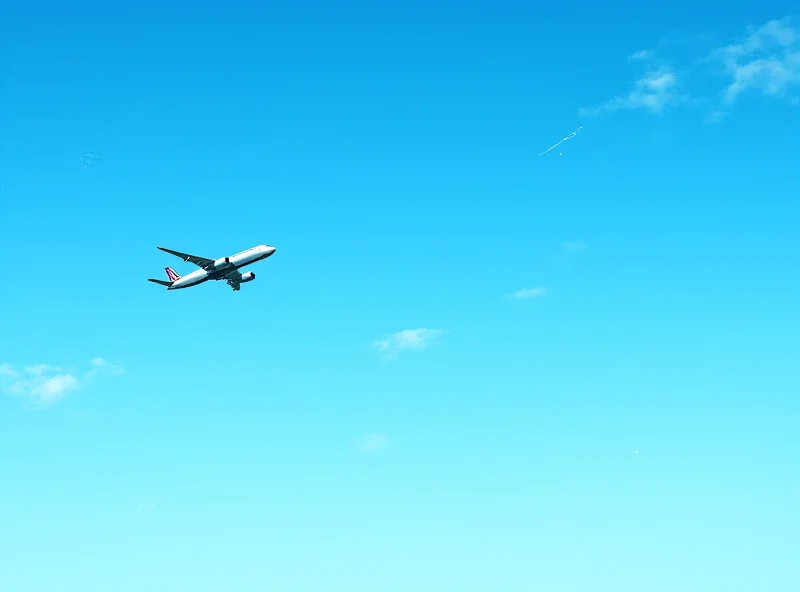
555,240,588,263
628,49,652,61
579,18,799,122
1,364,78,404
1,358,124,406
563,240,587,252
710,17,799,106
358,433,388,453
705,109,727,123
85,357,126,378
580,66,683,116
372,328,444,359
24,364,52,377
32,375,79,402
510,287,548,300
719,18,796,59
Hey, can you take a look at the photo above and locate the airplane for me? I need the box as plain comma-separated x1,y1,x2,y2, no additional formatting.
148,244,276,291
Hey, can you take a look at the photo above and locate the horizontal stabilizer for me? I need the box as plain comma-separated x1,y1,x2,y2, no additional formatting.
148,278,173,287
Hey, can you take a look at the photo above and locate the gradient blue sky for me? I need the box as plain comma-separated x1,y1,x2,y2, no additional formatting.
1,2,799,590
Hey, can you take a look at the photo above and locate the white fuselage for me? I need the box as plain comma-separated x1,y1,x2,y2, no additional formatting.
170,244,276,289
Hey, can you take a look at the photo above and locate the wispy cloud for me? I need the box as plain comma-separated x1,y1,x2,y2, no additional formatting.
628,49,653,61
372,328,444,359
705,109,727,124
85,357,126,379
358,433,389,453
710,17,800,106
510,287,548,300
563,240,587,253
0,365,79,404
580,60,684,116
581,16,799,121
553,240,588,264
0,358,125,406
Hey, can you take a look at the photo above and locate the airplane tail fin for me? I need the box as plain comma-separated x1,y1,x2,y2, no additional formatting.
165,267,181,281
148,278,173,288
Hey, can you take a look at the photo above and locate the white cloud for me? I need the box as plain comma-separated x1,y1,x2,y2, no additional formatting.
711,17,800,105
578,17,800,121
32,375,79,402
1,365,78,404
553,240,589,264
580,64,683,116
358,433,388,453
563,240,587,253
1,358,125,406
372,328,444,359
24,364,52,377
705,109,727,123
629,49,653,61
510,287,548,300
85,357,126,378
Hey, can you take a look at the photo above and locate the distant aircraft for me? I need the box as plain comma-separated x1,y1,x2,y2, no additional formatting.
148,244,276,291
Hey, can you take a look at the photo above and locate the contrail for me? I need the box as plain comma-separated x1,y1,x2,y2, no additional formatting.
538,126,584,156
138,501,157,511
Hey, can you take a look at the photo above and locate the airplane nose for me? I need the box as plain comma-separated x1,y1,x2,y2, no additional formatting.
266,246,276,256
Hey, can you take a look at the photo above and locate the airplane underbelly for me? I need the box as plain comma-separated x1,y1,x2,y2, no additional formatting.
181,272,209,286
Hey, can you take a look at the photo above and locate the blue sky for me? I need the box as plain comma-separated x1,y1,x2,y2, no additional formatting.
1,1,799,590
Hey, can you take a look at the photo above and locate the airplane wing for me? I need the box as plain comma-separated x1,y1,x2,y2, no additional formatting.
222,269,243,291
157,247,215,269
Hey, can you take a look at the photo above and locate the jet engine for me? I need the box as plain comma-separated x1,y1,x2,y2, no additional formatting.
240,272,256,283
214,256,232,269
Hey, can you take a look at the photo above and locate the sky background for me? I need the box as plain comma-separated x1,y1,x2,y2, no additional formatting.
1,1,799,590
